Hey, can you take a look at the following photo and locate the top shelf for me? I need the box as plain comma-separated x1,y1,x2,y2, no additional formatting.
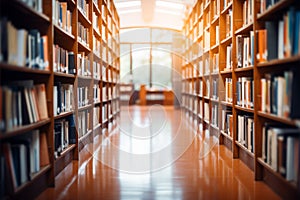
257,0,294,21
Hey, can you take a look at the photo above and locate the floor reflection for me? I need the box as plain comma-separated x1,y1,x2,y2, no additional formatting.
37,106,280,200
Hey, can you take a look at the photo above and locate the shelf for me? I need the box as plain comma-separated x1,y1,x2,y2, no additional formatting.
203,96,210,101
77,7,92,27
220,70,232,76
0,63,51,75
257,55,300,68
54,24,75,42
257,0,293,21
55,144,76,162
93,123,101,131
221,1,233,15
15,164,51,195
93,28,101,39
257,157,297,189
204,1,210,10
54,72,76,79
78,104,92,112
234,66,254,73
220,130,233,141
93,1,101,15
235,105,254,113
210,98,219,103
235,22,254,35
78,75,92,80
235,141,254,157
94,101,101,106
210,124,219,131
257,111,299,127
0,119,51,140
211,16,219,25
220,35,232,45
78,39,91,53
204,119,210,124
220,101,233,107
210,72,219,76
210,43,219,51
79,129,93,142
6,0,50,27
54,111,74,120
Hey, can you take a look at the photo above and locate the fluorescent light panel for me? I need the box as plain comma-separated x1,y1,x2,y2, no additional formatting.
116,1,141,9
156,8,182,16
156,0,184,10
119,8,142,15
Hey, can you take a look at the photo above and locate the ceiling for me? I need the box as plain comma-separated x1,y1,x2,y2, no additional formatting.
114,0,196,30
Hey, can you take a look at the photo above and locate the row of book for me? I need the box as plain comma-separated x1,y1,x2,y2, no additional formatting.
237,114,254,153
102,104,109,122
236,33,254,68
78,110,91,138
225,78,233,103
0,130,49,197
78,0,90,19
0,19,49,70
77,52,91,77
211,104,218,127
257,8,300,62
225,9,232,38
111,100,119,116
261,124,300,183
182,81,197,95
93,84,101,103
212,78,218,100
54,116,76,158
78,22,90,48
211,0,220,20
225,44,232,71
0,82,48,132
93,106,100,126
20,0,43,13
260,0,282,14
260,70,300,118
242,0,253,26
52,0,73,35
212,53,219,73
93,61,101,80
92,11,100,34
236,77,254,109
78,86,89,108
93,36,101,58
204,102,209,122
53,83,74,116
53,44,76,74
221,108,233,137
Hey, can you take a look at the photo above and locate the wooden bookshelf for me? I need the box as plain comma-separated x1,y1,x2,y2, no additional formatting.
0,0,120,199
182,0,300,198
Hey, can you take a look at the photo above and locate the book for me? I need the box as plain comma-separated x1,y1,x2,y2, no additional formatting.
34,84,48,120
39,132,50,167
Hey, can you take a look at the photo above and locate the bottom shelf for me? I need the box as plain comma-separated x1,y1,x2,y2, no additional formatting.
220,131,232,151
257,158,298,199
54,144,76,176
235,141,254,171
12,165,52,199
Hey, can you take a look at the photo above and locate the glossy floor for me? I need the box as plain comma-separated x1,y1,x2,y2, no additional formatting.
37,106,280,200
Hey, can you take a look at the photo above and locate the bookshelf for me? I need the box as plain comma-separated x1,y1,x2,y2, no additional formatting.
182,0,300,198
0,0,120,199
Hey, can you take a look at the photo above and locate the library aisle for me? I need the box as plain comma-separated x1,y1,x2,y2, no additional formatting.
37,106,279,200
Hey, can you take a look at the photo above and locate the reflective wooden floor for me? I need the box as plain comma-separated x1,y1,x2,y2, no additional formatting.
37,106,280,200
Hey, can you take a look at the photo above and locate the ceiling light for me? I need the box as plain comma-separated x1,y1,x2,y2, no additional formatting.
116,1,141,9
119,9,142,15
156,8,182,16
156,1,184,10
